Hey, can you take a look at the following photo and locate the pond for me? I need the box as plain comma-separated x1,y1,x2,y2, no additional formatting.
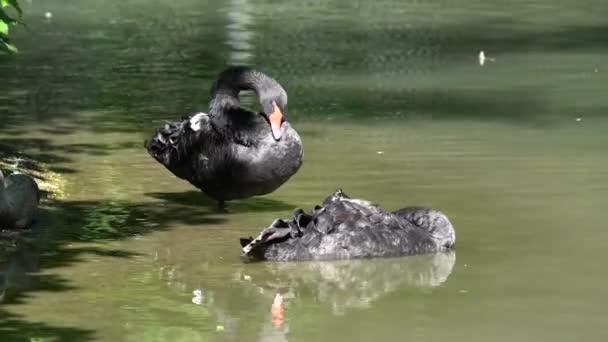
1,0,608,341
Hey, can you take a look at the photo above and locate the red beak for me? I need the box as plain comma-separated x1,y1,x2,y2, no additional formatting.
269,102,283,141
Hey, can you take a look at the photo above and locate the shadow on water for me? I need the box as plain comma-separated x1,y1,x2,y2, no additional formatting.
0,242,124,341
146,191,296,213
0,243,141,341
0,137,142,177
0,136,242,341
0,190,294,340
1,17,606,134
306,86,553,124
0,192,231,341
0,311,93,342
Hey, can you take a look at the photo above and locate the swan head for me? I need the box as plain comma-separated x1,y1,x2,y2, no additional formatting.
260,90,287,142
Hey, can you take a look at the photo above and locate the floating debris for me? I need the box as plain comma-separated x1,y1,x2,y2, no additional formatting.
216,325,225,332
45,12,53,20
575,117,582,122
376,151,384,155
478,51,496,66
192,289,204,305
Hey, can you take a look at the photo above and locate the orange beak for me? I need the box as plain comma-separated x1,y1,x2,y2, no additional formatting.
268,102,283,141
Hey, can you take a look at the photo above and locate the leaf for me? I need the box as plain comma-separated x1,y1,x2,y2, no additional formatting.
0,20,7,35
1,0,22,17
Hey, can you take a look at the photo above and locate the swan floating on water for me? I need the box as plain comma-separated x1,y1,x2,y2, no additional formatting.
241,190,455,261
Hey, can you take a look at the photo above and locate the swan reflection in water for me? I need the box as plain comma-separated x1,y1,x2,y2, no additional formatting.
238,251,456,316
0,245,39,303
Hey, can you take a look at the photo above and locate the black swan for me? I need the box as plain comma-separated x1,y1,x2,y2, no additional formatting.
0,171,40,230
240,190,455,261
146,66,303,204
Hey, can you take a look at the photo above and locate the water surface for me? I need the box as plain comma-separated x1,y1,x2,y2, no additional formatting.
1,0,608,341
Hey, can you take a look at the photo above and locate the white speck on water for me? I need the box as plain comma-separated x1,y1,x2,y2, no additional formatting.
192,289,204,304
243,275,252,281
575,117,582,122
594,68,599,73
45,12,53,19
376,151,384,155
464,264,468,267
459,290,468,294
478,51,486,66
478,50,496,66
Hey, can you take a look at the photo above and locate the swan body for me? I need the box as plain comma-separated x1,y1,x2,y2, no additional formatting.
241,190,455,261
0,171,40,230
146,67,302,202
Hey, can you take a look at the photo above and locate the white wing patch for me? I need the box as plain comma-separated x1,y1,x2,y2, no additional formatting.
189,112,209,132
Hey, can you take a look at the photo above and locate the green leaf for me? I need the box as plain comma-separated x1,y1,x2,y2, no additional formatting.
1,0,22,17
0,20,7,35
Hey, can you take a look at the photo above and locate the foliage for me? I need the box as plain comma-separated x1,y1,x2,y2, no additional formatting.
1,0,22,54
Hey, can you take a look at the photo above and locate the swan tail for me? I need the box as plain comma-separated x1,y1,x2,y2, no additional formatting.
241,218,302,259
145,120,189,167
145,113,209,177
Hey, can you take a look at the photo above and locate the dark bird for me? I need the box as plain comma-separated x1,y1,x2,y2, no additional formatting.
0,170,40,230
146,66,303,205
241,190,455,261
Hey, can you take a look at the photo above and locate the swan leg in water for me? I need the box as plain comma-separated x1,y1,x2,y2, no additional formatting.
217,200,228,212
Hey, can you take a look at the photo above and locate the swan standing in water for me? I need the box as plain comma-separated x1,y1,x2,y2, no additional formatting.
146,66,302,205
0,171,40,230
241,190,455,261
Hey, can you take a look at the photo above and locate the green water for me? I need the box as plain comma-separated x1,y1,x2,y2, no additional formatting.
2,0,608,341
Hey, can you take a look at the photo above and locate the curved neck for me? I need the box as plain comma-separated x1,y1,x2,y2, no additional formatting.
208,66,285,116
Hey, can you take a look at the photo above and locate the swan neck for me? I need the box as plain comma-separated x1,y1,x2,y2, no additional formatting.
208,67,285,116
